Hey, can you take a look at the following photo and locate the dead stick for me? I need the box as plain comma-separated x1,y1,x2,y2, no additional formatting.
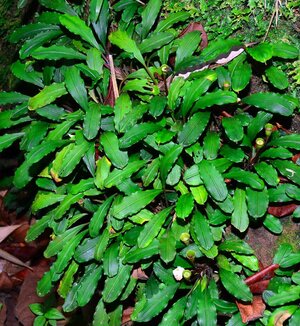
108,54,119,100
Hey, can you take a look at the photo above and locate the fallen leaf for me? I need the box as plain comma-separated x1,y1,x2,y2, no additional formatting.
292,153,300,163
249,280,270,294
0,248,32,270
179,22,208,49
237,296,266,323
122,306,134,325
274,310,293,326
132,268,148,280
0,272,13,291
268,204,298,217
0,225,21,243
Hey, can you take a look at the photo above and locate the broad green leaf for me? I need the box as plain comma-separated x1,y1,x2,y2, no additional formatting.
95,156,111,189
103,242,119,277
139,32,174,54
108,305,122,326
190,186,208,205
59,14,101,50
263,214,283,234
52,230,87,274
87,48,104,75
83,102,101,140
271,160,300,185
220,144,244,163
32,192,65,213
40,0,77,14
231,253,259,271
175,31,201,70
159,232,176,263
193,90,237,111
219,268,252,301
19,30,62,59
246,187,269,218
0,133,24,152
160,144,182,184
52,193,83,221
92,300,109,326
74,237,99,263
123,239,159,263
272,42,299,59
178,111,210,147
119,123,162,148
105,160,145,188
203,131,220,160
100,132,128,169
142,158,160,187
246,111,273,141
266,286,300,306
20,121,49,152
31,45,86,60
132,283,179,322
222,116,244,142
89,0,104,22
58,261,79,299
89,196,114,237
65,66,89,111
198,160,228,201
28,83,67,111
225,167,264,190
229,59,251,92
268,134,300,150
191,211,214,250
112,189,162,219
94,228,110,261
141,0,162,38
254,162,279,186
184,165,202,186
243,93,296,116
197,288,217,326
247,43,273,62
11,61,44,87
266,66,289,90
138,207,172,248
102,263,132,303
214,299,237,314
109,30,145,66
166,164,181,185
167,77,185,110
181,72,217,116
9,22,61,43
175,193,194,218
25,213,52,242
155,12,190,32
232,188,249,232
219,239,254,255
160,297,187,325
273,243,293,265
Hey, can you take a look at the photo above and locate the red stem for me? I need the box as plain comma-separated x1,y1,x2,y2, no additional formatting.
244,264,280,285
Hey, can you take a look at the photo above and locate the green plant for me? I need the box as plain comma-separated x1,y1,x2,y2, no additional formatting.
0,0,300,324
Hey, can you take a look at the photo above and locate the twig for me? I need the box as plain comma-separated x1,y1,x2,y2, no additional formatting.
108,54,119,100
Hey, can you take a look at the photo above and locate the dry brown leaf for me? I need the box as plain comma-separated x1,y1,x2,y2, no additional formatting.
274,310,293,326
0,225,21,243
122,306,134,325
132,268,148,280
237,296,266,323
268,204,298,217
15,261,49,326
0,272,13,291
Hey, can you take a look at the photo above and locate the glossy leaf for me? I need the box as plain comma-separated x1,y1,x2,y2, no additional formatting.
246,111,273,141
225,167,264,190
190,186,208,205
247,43,273,62
28,83,67,111
92,300,109,326
58,261,79,299
123,239,159,263
159,232,176,263
0,132,24,152
266,286,300,306
268,134,300,150
103,242,119,277
271,160,300,185
102,263,132,303
31,45,86,60
40,0,76,15
232,188,249,232
155,11,190,32
219,268,252,302
222,116,244,142
246,187,269,218
142,158,160,187
141,0,162,38
160,297,187,325
138,207,172,248
203,131,220,160
112,189,162,219
192,90,237,111
254,162,279,187
59,14,101,50
83,102,101,140
198,159,228,201
219,239,254,255
139,32,174,54
160,144,182,184
220,144,244,163
178,111,210,147
25,213,52,241
175,193,194,218
243,92,296,116
94,228,110,260
263,214,283,234
100,132,128,169
11,61,44,87
167,77,185,110
272,42,299,59
191,211,214,250
132,283,179,322
197,288,217,326
229,59,251,92
266,66,289,90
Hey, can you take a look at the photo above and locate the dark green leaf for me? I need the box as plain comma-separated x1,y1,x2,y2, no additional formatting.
155,12,190,32
103,242,119,277
197,288,217,326
123,239,159,263
232,188,249,232
159,232,176,263
11,61,44,87
139,32,174,54
160,144,182,184
140,0,162,38
191,211,214,250
203,131,220,160
246,187,269,218
230,60,251,92
225,167,264,190
271,160,300,185
160,297,187,325
219,239,254,254
0,133,24,153
266,66,289,90
272,42,299,59
222,116,244,142
268,134,300,150
0,91,29,105
193,90,237,111
254,162,279,187
246,111,273,141
92,299,109,326
31,45,86,60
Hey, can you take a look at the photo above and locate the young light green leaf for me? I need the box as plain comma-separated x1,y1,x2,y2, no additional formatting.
100,132,128,169
232,188,249,232
198,160,228,201
155,11,190,32
132,283,179,322
247,43,273,62
175,193,194,218
112,189,162,219
243,92,296,117
219,268,252,302
231,253,259,271
266,66,289,90
109,30,145,66
178,111,210,147
58,261,79,299
28,83,67,110
191,211,214,250
246,187,269,218
138,207,172,248
59,14,101,50
191,185,208,205
102,263,132,303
